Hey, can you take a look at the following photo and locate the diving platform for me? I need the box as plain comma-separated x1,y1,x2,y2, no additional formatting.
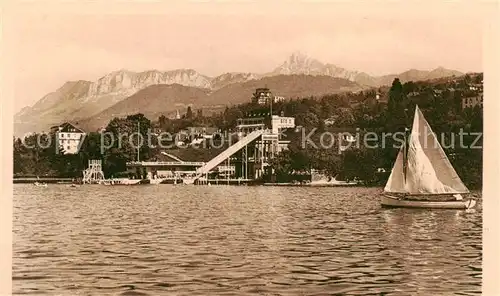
82,160,105,184
196,129,267,175
124,114,295,184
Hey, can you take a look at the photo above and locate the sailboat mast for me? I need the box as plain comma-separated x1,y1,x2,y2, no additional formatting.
402,108,409,185
137,121,140,162
403,127,408,184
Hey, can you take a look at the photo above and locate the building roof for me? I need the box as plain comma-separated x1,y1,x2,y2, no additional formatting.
154,151,185,162
186,126,219,134
51,122,85,133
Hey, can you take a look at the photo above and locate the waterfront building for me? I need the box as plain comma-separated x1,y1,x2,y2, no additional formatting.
334,127,359,150
125,153,240,181
233,114,296,179
462,93,483,109
274,96,285,103
271,115,295,135
126,152,205,180
123,86,296,183
216,165,236,179
50,122,86,154
174,126,220,147
123,113,296,182
236,117,266,134
252,88,273,105
185,126,219,141
251,88,286,105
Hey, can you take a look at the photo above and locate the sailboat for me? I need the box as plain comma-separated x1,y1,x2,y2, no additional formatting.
381,105,477,209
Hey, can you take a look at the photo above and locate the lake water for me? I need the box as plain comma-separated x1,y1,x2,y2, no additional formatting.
13,185,482,295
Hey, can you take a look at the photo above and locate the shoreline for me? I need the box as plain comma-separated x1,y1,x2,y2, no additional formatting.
12,178,482,191
13,177,74,184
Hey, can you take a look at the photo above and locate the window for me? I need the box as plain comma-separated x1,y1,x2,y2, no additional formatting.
60,133,64,138
67,146,71,150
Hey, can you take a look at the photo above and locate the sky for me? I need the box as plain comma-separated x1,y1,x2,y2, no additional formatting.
1,0,491,112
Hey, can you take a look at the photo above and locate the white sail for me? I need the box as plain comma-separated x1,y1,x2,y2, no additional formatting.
384,146,406,193
404,106,469,194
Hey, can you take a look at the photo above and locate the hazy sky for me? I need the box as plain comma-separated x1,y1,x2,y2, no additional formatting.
2,1,490,112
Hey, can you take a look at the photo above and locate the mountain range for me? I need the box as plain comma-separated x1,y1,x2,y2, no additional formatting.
14,52,464,135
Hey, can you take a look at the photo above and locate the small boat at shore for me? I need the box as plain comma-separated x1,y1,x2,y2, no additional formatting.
182,177,196,185
33,182,47,187
149,178,164,185
382,105,476,210
310,170,358,186
310,177,358,187
99,179,142,186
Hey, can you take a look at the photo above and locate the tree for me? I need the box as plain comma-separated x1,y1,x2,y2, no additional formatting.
474,73,483,84
158,115,168,129
339,148,380,184
268,150,293,182
186,106,193,119
388,78,404,112
464,74,472,84
79,132,103,161
103,113,152,177
402,81,417,95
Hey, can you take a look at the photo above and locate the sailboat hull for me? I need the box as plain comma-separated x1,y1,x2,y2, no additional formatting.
381,194,476,209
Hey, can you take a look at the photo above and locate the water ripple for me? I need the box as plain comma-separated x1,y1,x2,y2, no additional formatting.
13,185,482,295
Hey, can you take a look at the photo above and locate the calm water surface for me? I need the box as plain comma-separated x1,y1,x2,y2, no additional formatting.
13,185,482,295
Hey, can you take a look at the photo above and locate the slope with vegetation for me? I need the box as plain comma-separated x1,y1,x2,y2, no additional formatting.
14,73,483,188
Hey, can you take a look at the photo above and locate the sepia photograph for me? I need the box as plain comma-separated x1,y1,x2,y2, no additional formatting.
2,0,499,295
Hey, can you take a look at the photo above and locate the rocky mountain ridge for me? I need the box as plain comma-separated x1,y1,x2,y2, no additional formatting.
14,52,465,135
